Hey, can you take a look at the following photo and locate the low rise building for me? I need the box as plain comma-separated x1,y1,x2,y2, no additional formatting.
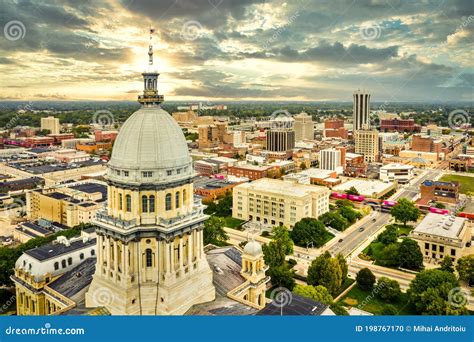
232,178,330,228
410,213,472,263
228,163,276,181
419,180,459,205
333,179,396,198
379,163,414,184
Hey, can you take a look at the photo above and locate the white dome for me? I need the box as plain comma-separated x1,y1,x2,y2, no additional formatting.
108,106,193,184
244,240,262,256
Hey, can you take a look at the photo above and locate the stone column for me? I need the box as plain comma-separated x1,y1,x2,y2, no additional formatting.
187,233,193,266
178,237,184,269
113,240,118,274
105,236,111,275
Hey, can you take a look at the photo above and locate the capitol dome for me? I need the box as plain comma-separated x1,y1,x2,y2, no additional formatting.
244,240,263,256
107,106,193,185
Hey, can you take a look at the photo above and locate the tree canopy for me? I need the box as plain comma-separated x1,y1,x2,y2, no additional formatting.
203,216,228,246
456,255,474,285
293,284,333,305
390,198,421,226
291,218,333,248
397,238,423,271
356,268,376,291
307,252,346,296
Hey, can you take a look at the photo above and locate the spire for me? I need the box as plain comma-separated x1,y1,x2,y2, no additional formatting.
138,27,164,106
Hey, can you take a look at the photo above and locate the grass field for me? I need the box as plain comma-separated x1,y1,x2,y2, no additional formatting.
440,174,474,194
339,285,416,315
223,216,245,229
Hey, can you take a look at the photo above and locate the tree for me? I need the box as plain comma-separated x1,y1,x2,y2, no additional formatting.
376,277,401,301
271,226,294,255
439,256,454,273
345,186,359,195
335,199,354,208
336,253,348,280
379,243,400,267
262,241,286,268
338,205,362,224
307,252,343,296
293,285,333,305
268,264,295,290
300,162,307,170
291,218,332,248
381,304,398,315
408,269,466,315
377,225,398,245
356,268,376,291
203,216,228,245
397,238,423,271
456,255,474,285
390,198,421,226
319,211,349,231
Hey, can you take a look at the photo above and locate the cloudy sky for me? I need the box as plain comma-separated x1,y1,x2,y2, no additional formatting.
0,0,472,102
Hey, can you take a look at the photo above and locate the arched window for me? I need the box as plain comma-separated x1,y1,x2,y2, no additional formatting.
54,262,59,270
145,249,153,267
61,260,67,268
142,195,148,213
149,195,155,213
126,194,132,212
183,189,187,206
165,193,172,211
91,250,95,256
80,253,84,260
175,192,180,208
67,257,72,266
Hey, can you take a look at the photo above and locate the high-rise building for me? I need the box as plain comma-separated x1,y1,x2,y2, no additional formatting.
198,121,227,149
352,89,370,131
266,129,295,152
355,128,379,163
85,30,215,315
40,116,60,135
294,112,314,141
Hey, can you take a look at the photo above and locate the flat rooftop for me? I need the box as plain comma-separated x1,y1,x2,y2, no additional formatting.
333,179,394,197
25,237,96,262
256,293,328,316
413,213,466,240
236,178,328,197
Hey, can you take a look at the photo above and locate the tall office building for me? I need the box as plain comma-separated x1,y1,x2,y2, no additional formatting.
355,128,379,163
352,89,370,131
294,112,314,141
266,129,295,152
40,116,60,135
319,148,342,172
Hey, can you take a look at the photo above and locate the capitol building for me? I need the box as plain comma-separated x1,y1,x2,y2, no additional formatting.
12,31,275,316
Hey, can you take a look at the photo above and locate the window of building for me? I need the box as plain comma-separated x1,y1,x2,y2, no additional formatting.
54,262,59,270
126,195,132,212
61,260,67,268
142,171,153,178
167,170,172,176
149,195,155,212
68,257,72,265
451,249,456,257
146,249,153,267
80,253,84,260
440,246,444,253
175,192,180,208
142,195,148,213
91,250,95,256
119,193,123,210
177,168,181,174
165,193,172,210
182,190,187,205
123,171,129,177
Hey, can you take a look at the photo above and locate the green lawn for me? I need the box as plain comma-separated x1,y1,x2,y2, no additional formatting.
386,223,413,237
223,217,245,229
440,174,474,194
339,285,416,315
363,241,385,261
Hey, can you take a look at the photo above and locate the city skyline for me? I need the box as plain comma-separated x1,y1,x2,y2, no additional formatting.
0,0,472,102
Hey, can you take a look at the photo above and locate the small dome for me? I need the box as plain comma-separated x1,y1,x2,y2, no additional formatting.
244,240,262,256
108,106,193,184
